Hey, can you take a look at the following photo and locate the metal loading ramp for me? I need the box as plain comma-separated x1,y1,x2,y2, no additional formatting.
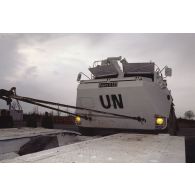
2,133,185,163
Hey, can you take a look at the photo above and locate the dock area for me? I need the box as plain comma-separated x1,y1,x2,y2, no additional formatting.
2,133,185,163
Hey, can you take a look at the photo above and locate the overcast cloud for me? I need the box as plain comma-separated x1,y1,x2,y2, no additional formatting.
0,33,194,117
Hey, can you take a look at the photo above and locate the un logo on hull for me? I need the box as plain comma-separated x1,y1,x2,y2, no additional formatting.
99,94,123,109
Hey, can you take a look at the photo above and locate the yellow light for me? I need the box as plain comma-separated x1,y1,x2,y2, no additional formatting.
75,116,81,124
156,117,164,125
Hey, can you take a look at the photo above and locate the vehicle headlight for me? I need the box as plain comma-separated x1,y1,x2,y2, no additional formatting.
156,117,164,125
75,116,81,124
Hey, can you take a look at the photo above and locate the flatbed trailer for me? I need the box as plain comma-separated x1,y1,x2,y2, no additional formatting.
2,133,185,163
0,127,90,161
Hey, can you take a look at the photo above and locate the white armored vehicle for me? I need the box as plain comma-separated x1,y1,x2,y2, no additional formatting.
76,56,177,135
0,57,177,136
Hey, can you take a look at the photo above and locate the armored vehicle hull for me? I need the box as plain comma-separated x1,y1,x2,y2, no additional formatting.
75,57,177,135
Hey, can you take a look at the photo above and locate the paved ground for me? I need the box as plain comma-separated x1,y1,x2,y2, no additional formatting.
2,133,185,163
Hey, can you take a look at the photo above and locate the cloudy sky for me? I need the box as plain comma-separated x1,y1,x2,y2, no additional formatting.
0,33,194,117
